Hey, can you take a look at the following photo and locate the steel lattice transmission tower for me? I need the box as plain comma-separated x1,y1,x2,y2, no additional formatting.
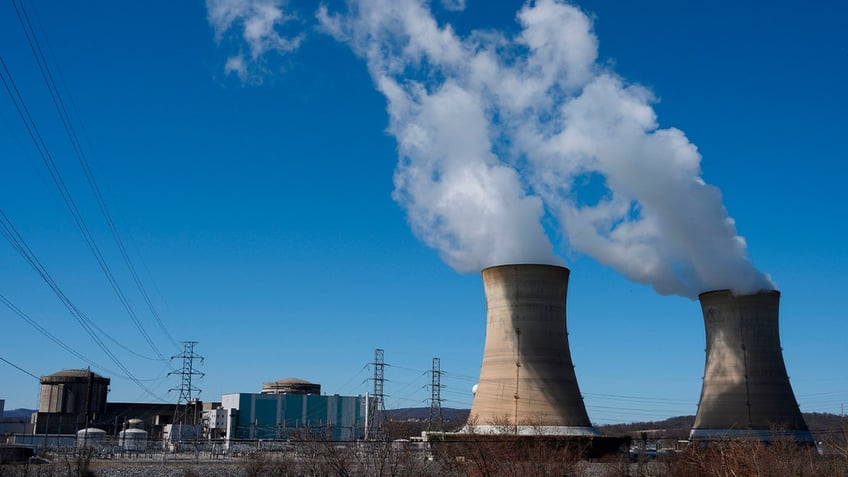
367,348,386,439
169,341,204,425
428,357,444,432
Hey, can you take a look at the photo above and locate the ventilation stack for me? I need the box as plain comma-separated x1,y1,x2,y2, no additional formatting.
691,290,813,442
467,264,597,435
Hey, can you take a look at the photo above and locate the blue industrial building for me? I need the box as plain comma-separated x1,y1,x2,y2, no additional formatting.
220,381,368,442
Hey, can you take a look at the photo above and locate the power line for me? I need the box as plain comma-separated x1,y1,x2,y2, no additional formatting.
0,291,114,374
0,56,166,361
0,209,157,362
338,363,369,395
583,391,694,405
9,0,178,352
0,355,39,380
0,208,167,401
1,290,173,386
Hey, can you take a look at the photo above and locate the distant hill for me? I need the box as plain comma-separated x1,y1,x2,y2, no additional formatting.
384,407,469,424
1,409,34,419
384,409,847,443
597,413,848,442
597,415,695,439
802,412,848,442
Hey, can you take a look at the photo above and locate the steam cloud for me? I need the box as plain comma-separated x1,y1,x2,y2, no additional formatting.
210,0,775,299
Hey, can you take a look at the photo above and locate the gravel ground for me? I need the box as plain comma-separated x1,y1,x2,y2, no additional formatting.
5,455,657,476
90,462,243,477
6,460,653,477
1,459,245,477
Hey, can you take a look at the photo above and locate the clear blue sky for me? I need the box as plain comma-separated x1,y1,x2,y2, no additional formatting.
1,0,845,426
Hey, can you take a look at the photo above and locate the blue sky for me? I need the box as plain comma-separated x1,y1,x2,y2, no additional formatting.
1,0,845,426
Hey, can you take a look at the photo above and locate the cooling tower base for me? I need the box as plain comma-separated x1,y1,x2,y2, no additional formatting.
689,428,815,443
461,425,600,437
425,432,629,459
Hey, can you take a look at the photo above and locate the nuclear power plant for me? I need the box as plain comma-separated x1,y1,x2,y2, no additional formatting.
467,264,597,436
5,277,822,455
690,290,814,442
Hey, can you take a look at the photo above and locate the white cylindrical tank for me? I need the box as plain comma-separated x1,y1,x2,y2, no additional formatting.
467,264,597,436
119,428,148,451
76,428,107,449
126,418,144,429
690,290,813,442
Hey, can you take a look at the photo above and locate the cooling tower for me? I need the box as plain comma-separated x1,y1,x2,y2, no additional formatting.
467,264,597,435
690,290,813,442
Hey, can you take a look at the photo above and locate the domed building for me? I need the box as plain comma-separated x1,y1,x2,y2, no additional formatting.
261,378,321,395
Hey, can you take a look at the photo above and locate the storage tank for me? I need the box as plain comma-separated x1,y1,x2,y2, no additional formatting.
467,264,597,435
127,418,145,429
76,427,107,449
690,290,813,442
119,428,148,451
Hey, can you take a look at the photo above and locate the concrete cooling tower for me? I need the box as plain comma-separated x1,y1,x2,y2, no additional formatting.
690,290,813,442
467,264,597,435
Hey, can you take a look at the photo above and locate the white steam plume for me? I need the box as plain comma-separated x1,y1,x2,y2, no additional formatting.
318,0,560,272
316,0,773,298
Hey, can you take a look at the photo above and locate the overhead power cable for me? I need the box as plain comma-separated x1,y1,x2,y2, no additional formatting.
0,291,116,375
8,0,178,352
583,391,694,405
0,208,167,402
0,208,157,363
0,209,141,368
0,355,39,380
0,54,168,363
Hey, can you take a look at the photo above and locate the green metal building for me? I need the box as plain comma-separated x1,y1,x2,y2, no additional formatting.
221,391,367,441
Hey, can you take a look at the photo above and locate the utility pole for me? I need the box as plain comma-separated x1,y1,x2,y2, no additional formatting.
84,368,94,430
428,357,444,432
367,348,386,439
169,341,204,427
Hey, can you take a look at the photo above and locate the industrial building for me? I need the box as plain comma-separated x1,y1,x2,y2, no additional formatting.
26,368,203,439
31,369,110,434
690,290,813,442
467,264,597,436
19,369,367,447
214,378,367,442
0,399,29,435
